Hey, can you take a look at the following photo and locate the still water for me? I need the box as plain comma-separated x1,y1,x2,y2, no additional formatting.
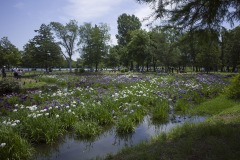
34,116,206,160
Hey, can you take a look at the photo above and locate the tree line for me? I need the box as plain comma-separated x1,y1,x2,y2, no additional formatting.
0,11,239,73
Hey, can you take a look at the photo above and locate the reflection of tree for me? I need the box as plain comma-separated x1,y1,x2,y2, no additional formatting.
114,132,134,147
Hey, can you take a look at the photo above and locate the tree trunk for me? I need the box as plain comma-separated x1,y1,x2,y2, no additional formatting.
130,61,133,71
146,63,149,72
68,57,72,72
95,62,98,72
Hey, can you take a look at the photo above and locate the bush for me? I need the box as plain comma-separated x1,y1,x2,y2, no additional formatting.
74,68,78,73
0,78,21,95
226,73,240,100
79,68,85,73
120,68,129,73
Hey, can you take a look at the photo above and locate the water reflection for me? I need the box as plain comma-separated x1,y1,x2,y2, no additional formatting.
35,116,206,160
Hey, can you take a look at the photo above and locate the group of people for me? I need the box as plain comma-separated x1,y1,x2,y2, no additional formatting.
13,68,23,79
1,66,23,79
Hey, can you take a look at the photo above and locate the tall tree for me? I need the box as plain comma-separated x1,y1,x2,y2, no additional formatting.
136,0,240,31
160,28,181,72
149,28,168,71
107,46,120,69
225,26,240,72
194,29,221,73
50,20,79,72
116,13,142,70
0,37,21,69
116,13,142,46
128,29,150,71
23,24,63,70
79,23,110,71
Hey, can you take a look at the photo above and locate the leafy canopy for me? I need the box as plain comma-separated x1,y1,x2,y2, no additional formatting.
136,0,240,30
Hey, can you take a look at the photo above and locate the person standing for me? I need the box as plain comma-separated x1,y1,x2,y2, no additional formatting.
13,68,18,79
1,66,6,78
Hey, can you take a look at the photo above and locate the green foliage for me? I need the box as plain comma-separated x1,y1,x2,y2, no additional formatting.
79,68,85,73
23,24,63,69
116,118,135,134
73,121,101,138
0,37,21,67
175,98,190,113
50,20,79,72
0,125,34,160
90,106,114,125
116,13,141,46
19,116,63,144
151,102,169,123
38,75,66,86
191,95,239,115
59,111,78,130
0,78,21,95
79,23,110,71
128,29,150,68
136,0,240,31
226,73,240,100
207,105,240,124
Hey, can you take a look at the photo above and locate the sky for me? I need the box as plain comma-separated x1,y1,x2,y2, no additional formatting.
0,0,157,59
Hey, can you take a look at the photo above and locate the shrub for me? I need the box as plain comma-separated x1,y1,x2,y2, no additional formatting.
226,73,240,100
79,68,85,73
120,68,129,73
0,78,21,95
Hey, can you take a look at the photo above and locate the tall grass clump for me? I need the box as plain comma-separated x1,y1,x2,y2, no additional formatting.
73,121,101,138
116,118,135,134
0,125,34,160
89,106,114,125
175,98,191,114
151,101,169,123
226,73,240,100
19,116,63,144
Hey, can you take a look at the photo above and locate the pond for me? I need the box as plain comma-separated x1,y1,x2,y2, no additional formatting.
34,115,206,160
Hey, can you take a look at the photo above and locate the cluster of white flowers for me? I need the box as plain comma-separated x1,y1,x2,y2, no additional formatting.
28,113,44,118
85,86,94,92
0,143,6,148
2,119,20,127
70,100,77,107
27,106,52,118
26,105,38,111
67,109,75,115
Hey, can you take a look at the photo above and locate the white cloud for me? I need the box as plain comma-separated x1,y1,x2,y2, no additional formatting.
13,2,25,9
133,5,159,30
64,0,122,21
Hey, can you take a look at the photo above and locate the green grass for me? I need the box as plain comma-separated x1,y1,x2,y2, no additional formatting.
106,95,240,160
0,126,34,160
21,78,47,89
191,95,239,115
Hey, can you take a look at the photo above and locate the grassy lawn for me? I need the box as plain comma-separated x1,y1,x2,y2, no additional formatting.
106,95,240,160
